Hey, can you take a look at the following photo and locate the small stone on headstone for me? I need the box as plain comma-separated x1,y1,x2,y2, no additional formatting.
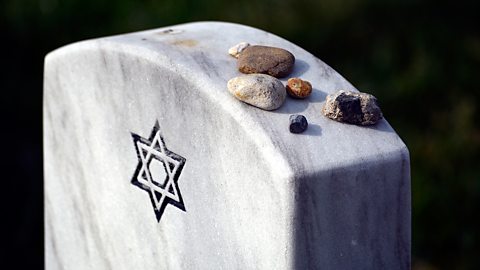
322,90,383,125
289,114,308,133
286,77,312,99
227,74,286,110
228,42,250,58
237,45,295,78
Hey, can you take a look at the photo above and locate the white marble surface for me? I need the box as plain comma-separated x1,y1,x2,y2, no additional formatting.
44,21,410,269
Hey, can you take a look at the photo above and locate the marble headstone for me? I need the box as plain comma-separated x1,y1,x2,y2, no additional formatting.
44,22,410,269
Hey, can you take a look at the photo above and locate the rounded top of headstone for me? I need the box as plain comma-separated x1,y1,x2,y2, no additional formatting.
45,21,408,176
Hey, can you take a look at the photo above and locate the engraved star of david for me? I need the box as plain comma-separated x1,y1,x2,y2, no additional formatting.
131,121,186,222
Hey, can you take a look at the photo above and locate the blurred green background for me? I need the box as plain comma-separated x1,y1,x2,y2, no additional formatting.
1,0,479,269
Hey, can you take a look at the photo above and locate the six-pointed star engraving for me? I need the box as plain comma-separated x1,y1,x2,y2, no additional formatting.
131,121,186,222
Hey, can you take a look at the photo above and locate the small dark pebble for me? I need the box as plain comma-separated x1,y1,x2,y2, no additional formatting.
289,115,308,133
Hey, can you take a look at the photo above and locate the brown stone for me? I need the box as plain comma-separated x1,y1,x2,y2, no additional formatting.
237,45,295,78
286,78,312,98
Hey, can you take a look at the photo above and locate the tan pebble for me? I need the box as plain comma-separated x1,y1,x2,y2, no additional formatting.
228,42,250,58
286,78,312,98
227,74,286,110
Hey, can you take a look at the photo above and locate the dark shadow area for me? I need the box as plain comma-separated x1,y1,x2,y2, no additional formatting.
364,119,396,134
307,88,327,104
293,156,410,269
302,123,322,136
289,59,310,78
275,98,309,114
274,88,327,115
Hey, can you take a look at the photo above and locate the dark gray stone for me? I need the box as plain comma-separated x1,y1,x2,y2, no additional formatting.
336,93,363,124
289,115,308,133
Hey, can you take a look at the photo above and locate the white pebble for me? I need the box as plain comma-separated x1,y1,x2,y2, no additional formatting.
228,42,250,58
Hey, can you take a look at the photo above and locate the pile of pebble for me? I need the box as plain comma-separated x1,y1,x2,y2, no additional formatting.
226,42,383,133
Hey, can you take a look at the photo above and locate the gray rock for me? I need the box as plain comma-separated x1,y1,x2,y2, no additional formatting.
237,45,295,78
227,74,286,110
322,90,383,125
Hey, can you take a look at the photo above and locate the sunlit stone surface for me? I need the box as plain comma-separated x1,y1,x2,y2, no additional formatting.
44,22,410,269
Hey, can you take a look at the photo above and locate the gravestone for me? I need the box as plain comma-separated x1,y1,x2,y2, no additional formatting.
44,22,410,269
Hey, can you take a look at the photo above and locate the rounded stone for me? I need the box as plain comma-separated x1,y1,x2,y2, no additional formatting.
322,90,383,125
237,45,295,78
286,78,312,98
227,74,286,110
228,42,250,58
289,115,308,133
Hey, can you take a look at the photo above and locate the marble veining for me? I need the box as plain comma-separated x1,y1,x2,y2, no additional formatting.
44,22,410,269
